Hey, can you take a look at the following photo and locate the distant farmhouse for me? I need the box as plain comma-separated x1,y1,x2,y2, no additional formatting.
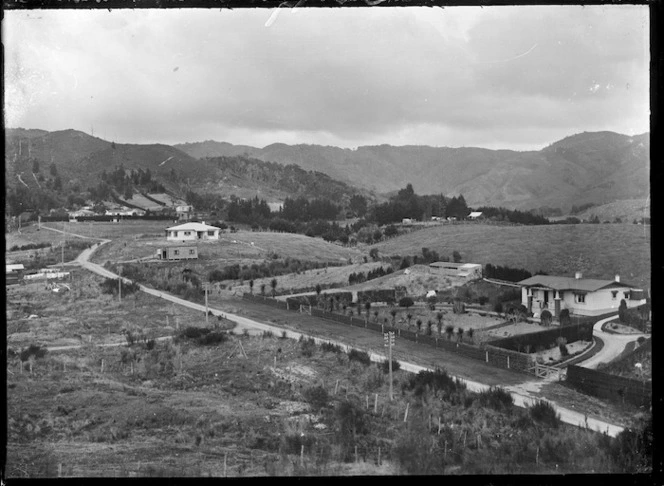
429,261,483,280
165,222,221,241
176,205,194,221
518,273,647,317
6,264,25,286
156,246,198,260
468,211,483,220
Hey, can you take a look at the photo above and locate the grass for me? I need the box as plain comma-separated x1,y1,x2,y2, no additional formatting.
369,223,651,290
6,272,652,476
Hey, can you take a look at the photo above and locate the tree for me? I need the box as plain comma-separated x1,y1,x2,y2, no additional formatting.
270,278,277,297
31,159,40,173
249,279,254,295
49,162,58,177
468,328,474,344
390,309,398,325
457,327,464,343
399,296,414,309
369,248,379,261
426,320,433,336
53,175,63,191
406,313,413,329
416,319,423,333
349,194,368,217
436,312,444,334
260,283,266,296
315,284,322,297
540,309,552,327
445,325,454,341
374,310,379,322
619,299,628,323
452,250,462,263
427,295,437,311
364,301,371,317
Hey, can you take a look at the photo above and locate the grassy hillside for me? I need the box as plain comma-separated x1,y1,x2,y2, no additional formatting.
369,223,651,290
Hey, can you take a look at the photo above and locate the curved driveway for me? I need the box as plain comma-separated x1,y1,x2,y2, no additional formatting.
39,224,625,437
578,314,649,370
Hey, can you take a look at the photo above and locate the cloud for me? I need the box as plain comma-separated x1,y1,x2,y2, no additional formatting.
4,6,649,149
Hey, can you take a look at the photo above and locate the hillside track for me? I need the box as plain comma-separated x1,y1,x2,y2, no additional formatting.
43,225,627,437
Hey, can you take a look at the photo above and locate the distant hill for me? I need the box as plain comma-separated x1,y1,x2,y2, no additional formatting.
4,129,368,209
176,131,650,211
574,198,650,223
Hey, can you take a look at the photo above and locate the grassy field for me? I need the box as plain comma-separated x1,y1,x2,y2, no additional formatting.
6,294,650,476
369,223,651,290
6,269,211,350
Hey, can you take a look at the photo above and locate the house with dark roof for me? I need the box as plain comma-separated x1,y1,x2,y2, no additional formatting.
518,272,647,317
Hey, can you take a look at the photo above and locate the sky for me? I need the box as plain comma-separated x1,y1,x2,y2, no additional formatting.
4,6,650,150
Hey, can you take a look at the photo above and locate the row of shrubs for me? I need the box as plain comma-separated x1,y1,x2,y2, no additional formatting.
9,242,52,252
209,258,343,283
348,266,394,285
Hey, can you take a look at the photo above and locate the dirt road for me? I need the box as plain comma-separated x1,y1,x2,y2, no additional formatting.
579,314,648,369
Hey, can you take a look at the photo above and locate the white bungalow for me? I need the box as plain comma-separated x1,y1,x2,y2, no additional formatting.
165,222,221,241
429,262,483,280
518,273,647,317
468,211,483,220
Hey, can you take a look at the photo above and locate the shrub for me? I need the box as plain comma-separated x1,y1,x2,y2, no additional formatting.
477,386,514,412
379,359,400,374
20,344,47,362
559,343,569,356
348,349,371,366
493,302,503,314
399,296,415,308
559,308,571,326
405,369,466,397
320,342,342,354
300,337,317,357
478,295,489,305
529,400,560,428
540,309,553,326
178,326,228,346
303,386,329,411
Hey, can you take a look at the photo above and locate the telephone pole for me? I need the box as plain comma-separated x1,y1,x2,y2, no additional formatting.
203,282,210,325
118,265,123,302
384,331,395,401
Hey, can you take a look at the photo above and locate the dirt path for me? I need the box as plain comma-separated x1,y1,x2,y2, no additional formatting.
47,225,627,437
578,315,648,369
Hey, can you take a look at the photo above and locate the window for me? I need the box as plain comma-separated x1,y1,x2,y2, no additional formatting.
611,291,618,300
574,293,586,304
189,249,195,255
184,231,191,236
208,231,215,236
624,291,630,299
174,249,179,255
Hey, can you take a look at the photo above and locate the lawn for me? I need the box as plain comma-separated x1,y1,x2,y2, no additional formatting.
370,223,651,290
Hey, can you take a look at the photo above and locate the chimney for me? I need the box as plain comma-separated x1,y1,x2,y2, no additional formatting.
202,221,206,226
575,272,582,280
615,275,620,283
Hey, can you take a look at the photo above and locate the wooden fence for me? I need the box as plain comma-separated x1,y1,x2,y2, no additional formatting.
566,365,651,407
243,294,535,375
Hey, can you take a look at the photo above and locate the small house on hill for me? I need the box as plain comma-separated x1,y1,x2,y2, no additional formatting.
156,246,198,260
429,262,482,280
6,264,25,285
468,211,483,220
165,222,220,241
518,273,647,317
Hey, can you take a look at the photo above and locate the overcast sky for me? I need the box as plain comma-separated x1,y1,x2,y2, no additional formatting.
5,6,649,150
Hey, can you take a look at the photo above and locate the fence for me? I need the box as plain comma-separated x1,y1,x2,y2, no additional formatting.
566,365,651,407
243,293,535,375
489,320,597,353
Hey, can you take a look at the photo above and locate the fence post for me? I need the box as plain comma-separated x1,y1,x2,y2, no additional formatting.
224,453,227,477
334,380,339,395
486,351,489,363
404,403,409,422
301,445,304,467
507,356,510,369
374,394,378,413
355,445,358,463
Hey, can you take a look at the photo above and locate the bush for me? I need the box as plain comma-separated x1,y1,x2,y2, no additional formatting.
300,337,317,357
540,309,552,326
529,400,560,428
20,344,47,362
348,349,371,366
303,386,329,411
493,302,503,314
559,308,571,326
405,369,466,397
477,386,514,412
398,296,414,308
478,295,489,305
320,342,342,354
559,343,569,356
178,326,228,346
379,359,400,374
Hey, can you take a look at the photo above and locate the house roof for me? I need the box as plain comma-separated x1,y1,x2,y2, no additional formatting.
6,264,25,272
166,222,220,231
518,275,639,292
469,211,483,218
429,261,463,269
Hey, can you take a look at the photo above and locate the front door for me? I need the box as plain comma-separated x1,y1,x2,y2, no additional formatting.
543,290,549,306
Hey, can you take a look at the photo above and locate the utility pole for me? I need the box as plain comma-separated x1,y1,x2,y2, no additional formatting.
118,265,123,302
384,331,395,401
203,282,210,325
